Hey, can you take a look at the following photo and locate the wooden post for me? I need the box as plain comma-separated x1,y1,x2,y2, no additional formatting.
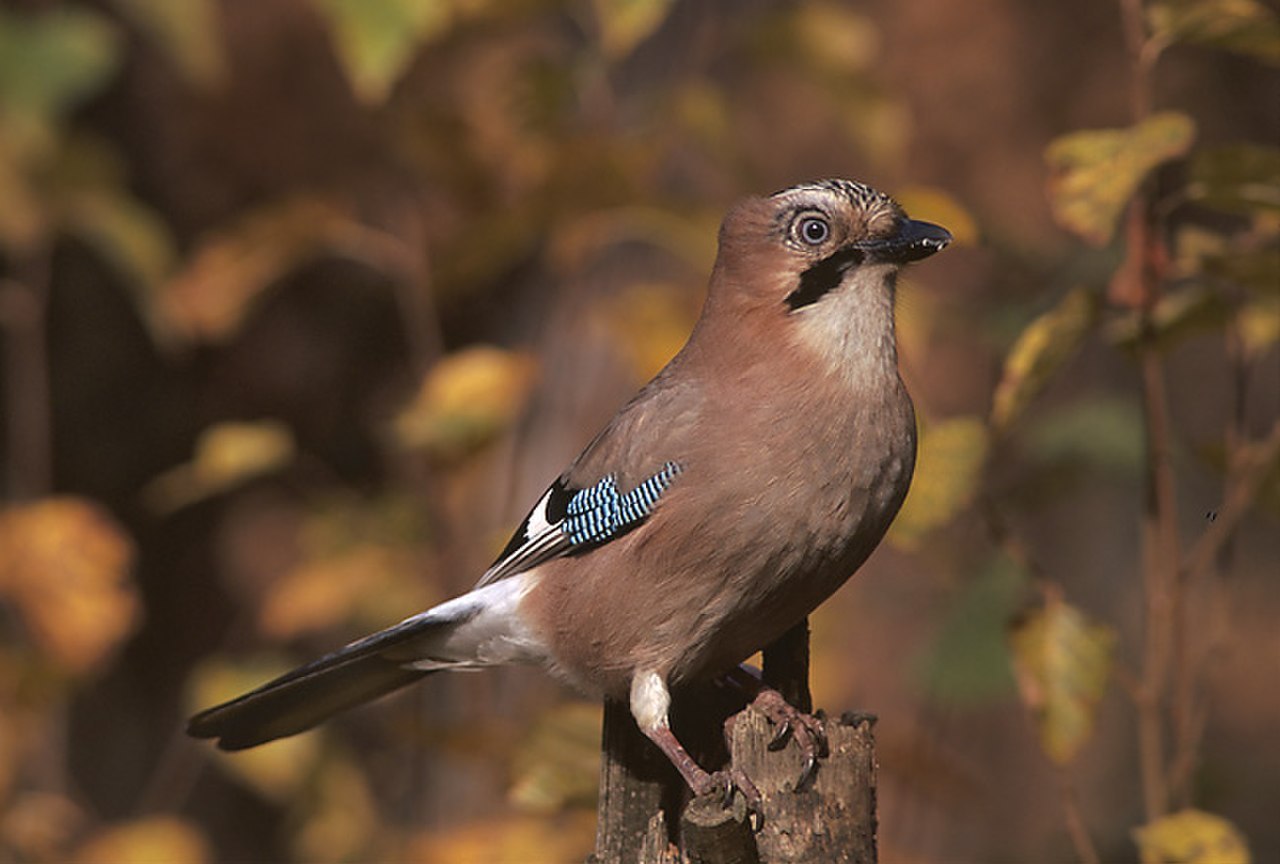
589,620,878,863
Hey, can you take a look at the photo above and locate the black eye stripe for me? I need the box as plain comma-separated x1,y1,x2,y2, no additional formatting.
784,246,865,310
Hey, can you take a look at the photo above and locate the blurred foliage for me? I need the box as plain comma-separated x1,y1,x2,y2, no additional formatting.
1008,592,1115,765
0,498,138,675
0,0,1274,861
1135,809,1253,864
1046,112,1196,247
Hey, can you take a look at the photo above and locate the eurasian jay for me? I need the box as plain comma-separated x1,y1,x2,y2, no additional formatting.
188,179,951,798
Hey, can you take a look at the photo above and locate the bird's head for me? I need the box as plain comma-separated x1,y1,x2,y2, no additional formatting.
699,179,951,380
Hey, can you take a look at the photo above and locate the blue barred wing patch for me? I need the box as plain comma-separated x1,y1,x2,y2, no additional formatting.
562,462,682,546
475,461,683,588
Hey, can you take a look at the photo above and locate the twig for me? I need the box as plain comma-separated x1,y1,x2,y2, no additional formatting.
1055,764,1101,864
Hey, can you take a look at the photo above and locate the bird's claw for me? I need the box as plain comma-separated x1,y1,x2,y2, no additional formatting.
692,767,763,827
751,689,829,791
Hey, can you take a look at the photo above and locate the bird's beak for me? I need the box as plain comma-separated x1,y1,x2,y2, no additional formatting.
859,219,952,264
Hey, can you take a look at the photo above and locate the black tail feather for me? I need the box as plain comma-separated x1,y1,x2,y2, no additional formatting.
189,613,455,750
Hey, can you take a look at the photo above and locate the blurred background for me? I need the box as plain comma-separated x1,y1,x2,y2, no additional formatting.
0,0,1276,861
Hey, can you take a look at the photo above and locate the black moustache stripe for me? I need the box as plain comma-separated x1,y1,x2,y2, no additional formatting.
784,246,865,310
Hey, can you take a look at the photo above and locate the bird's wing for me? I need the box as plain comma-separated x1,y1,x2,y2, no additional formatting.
476,374,700,589
475,461,683,587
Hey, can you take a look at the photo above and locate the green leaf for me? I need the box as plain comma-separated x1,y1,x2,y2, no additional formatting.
913,555,1026,705
888,415,989,550
1008,594,1114,764
1186,144,1280,215
990,287,1099,433
0,8,120,128
1134,808,1252,864
308,0,453,104
1149,0,1280,65
111,0,225,88
1046,112,1196,245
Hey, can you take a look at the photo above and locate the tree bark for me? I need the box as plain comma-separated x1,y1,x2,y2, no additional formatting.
590,620,878,863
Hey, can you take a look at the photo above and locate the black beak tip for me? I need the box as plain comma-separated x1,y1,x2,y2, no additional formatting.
899,220,952,262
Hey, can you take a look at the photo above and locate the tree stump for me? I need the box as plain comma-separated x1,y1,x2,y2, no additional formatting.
588,621,878,863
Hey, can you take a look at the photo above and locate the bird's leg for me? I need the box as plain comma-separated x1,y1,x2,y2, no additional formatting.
630,670,760,807
723,664,829,790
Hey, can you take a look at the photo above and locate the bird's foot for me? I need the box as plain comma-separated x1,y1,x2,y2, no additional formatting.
749,686,829,790
690,765,763,828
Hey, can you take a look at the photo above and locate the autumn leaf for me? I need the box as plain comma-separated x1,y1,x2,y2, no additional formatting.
1008,593,1114,764
144,420,295,512
0,498,138,675
1134,809,1252,864
72,817,210,864
156,197,354,344
888,415,989,550
990,287,1099,433
1046,112,1196,245
395,346,538,461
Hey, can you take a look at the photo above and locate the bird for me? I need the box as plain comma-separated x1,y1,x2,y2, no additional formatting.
187,179,951,800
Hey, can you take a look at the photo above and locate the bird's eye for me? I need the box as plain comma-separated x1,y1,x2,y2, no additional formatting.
797,215,830,246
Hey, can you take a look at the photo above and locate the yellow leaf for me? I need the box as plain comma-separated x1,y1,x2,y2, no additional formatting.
73,817,210,864
157,197,350,343
144,420,295,512
0,498,138,675
1134,809,1252,864
187,658,320,799
894,185,980,247
888,416,988,550
1008,594,1114,764
990,287,1099,433
395,346,537,461
590,0,676,61
1046,112,1196,245
406,810,596,864
509,702,601,813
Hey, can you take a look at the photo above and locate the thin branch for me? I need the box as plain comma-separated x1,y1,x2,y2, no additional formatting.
1056,764,1102,864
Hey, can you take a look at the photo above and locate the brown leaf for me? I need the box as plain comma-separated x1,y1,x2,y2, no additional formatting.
0,498,138,675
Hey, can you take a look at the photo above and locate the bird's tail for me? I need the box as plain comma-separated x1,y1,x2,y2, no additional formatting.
188,613,452,751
